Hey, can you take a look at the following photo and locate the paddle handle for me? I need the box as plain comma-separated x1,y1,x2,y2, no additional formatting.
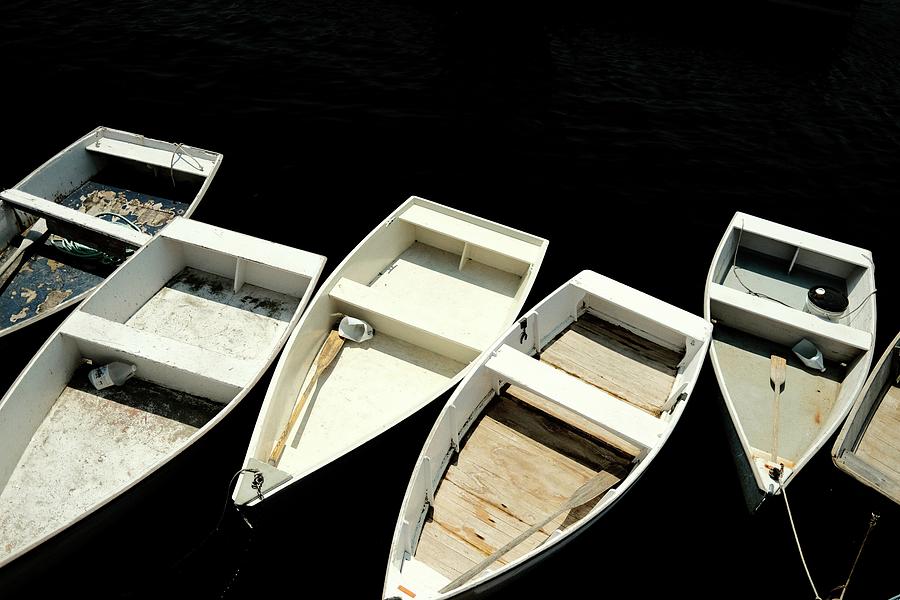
439,470,618,594
268,334,343,465
0,222,49,291
770,355,786,463
269,372,319,466
440,504,563,593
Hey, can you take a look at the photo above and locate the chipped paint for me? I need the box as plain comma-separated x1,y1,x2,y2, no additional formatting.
80,189,177,229
0,253,108,333
0,177,191,332
59,181,190,236
37,289,73,314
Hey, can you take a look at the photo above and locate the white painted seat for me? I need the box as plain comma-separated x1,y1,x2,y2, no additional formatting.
708,282,871,362
160,218,322,298
572,270,712,344
485,344,666,450
86,137,216,177
733,212,872,269
399,204,541,267
329,277,481,363
61,311,258,403
0,189,150,248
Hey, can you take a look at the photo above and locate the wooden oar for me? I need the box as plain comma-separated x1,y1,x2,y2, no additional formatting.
268,330,344,466
439,470,620,594
770,355,786,464
0,220,49,294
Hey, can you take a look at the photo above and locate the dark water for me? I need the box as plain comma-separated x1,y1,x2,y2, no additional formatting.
1,0,899,598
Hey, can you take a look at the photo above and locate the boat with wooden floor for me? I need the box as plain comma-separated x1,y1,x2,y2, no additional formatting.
832,330,900,505
704,212,876,513
233,196,547,505
382,270,712,599
0,126,222,338
0,217,325,569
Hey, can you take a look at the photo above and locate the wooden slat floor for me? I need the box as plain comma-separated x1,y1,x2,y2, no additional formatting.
414,313,676,580
857,385,900,481
540,313,682,416
415,389,634,580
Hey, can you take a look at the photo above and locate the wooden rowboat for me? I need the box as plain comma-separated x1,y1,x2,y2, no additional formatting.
704,212,876,512
382,270,712,599
0,218,325,568
0,126,222,338
832,330,900,505
233,196,547,505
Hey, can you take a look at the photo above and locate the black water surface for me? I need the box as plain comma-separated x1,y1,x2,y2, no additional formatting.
0,1,898,598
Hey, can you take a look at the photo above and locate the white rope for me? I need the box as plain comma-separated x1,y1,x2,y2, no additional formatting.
781,480,822,600
732,220,793,308
169,142,204,187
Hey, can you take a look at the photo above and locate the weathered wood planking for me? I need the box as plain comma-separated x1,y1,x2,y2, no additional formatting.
415,394,628,579
540,313,682,416
856,386,900,479
505,384,641,458
494,390,635,475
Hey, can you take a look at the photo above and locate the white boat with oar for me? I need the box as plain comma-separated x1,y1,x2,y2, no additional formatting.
832,330,900,505
233,196,547,505
381,270,712,599
0,217,325,569
705,212,876,512
0,126,222,338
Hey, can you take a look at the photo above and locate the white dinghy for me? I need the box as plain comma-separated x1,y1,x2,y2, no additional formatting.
832,330,900,505
0,126,222,337
0,218,325,568
704,212,876,512
382,270,711,599
233,196,547,505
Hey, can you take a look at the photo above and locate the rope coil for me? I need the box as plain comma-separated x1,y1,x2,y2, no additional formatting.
48,212,142,264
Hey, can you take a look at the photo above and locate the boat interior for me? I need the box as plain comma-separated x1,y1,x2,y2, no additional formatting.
411,313,679,583
386,274,708,597
708,222,874,472
264,201,546,481
834,337,900,502
0,225,315,564
0,129,219,333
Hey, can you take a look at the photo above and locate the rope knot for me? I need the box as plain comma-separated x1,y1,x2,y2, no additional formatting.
250,471,265,502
